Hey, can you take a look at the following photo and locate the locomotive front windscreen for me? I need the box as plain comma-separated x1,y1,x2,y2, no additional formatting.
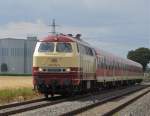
56,43,72,53
38,42,54,52
38,42,72,53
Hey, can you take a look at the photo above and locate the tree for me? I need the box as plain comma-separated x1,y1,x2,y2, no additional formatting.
127,47,150,71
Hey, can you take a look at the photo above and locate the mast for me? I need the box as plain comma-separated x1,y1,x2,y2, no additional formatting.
49,19,59,35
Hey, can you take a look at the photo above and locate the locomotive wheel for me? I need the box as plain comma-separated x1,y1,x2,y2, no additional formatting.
51,93,54,98
44,94,49,99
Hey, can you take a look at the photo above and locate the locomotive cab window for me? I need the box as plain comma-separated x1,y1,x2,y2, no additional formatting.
56,43,72,53
38,42,54,52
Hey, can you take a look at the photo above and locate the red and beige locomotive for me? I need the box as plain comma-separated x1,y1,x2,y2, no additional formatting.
32,34,143,98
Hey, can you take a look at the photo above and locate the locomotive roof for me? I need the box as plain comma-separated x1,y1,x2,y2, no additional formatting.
40,33,90,44
40,34,93,49
40,34,75,42
40,34,142,68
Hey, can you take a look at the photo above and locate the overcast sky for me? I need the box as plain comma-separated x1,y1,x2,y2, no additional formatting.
0,0,149,57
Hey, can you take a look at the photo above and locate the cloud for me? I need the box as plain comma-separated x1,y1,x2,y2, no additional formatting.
0,20,122,56
0,20,49,38
0,20,112,39
0,19,149,57
0,0,149,57
0,0,149,26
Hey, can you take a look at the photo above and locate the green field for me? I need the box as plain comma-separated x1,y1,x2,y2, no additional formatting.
0,88,39,104
0,76,40,104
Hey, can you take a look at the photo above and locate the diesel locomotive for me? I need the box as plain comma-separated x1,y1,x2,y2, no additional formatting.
32,34,143,98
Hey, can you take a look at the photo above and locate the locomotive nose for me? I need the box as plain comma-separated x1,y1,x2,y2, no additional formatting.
34,53,77,68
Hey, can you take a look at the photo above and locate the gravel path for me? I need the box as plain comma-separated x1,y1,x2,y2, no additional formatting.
12,94,102,116
118,92,150,116
74,86,150,116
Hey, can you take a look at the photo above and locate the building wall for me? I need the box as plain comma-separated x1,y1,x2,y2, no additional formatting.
0,37,37,74
25,37,37,73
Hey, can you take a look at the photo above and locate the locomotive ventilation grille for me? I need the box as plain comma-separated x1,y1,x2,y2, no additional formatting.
40,67,70,73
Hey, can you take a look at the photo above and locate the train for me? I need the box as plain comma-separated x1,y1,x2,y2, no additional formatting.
32,33,143,98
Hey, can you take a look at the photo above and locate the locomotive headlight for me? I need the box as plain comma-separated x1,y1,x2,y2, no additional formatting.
66,68,70,72
39,68,43,72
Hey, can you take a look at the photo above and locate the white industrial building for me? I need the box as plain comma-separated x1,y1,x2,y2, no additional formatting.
0,37,37,74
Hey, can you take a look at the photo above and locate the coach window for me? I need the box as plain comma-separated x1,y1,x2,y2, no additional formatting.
101,58,103,69
115,63,117,69
99,58,101,68
38,42,54,52
114,62,116,70
108,61,111,70
97,58,99,68
56,43,72,53
106,59,109,70
112,63,114,70
105,58,107,69
117,63,119,69
96,58,98,68
110,63,112,70
104,57,106,69
105,59,107,70
101,58,104,69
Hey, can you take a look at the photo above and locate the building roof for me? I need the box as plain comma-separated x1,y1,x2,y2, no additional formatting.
0,37,37,41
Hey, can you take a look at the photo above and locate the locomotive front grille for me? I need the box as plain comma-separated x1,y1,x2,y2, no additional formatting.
47,68,65,72
41,68,67,73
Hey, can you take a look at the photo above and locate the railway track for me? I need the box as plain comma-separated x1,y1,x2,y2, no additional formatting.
61,84,150,116
0,92,95,116
103,89,150,116
0,84,149,116
8,85,149,116
0,97,45,110
0,96,66,116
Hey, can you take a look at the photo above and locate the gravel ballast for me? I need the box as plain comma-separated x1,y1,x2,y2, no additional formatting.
118,92,150,116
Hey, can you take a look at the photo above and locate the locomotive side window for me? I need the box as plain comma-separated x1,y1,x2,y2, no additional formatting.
56,43,72,53
78,44,87,55
89,48,94,56
77,43,94,56
85,47,93,56
76,43,79,53
38,42,54,52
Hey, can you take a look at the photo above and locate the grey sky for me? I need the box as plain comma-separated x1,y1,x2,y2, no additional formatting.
0,0,149,57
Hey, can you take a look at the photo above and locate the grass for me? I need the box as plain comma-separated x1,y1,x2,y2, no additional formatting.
0,73,32,76
0,88,39,104
0,76,40,104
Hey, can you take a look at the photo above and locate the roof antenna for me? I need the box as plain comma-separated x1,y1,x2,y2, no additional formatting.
49,19,59,35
